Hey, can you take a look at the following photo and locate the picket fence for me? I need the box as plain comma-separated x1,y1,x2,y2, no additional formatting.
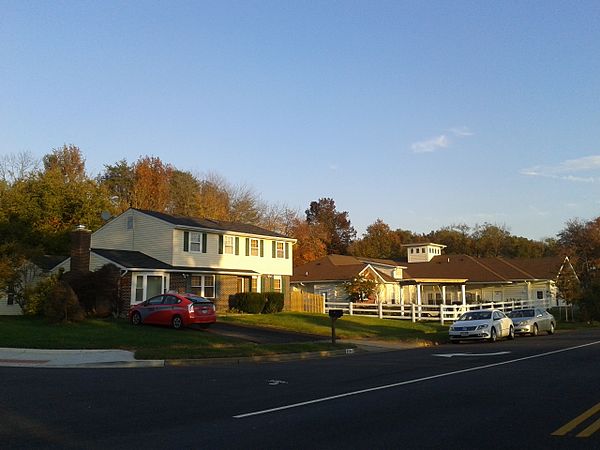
324,298,556,324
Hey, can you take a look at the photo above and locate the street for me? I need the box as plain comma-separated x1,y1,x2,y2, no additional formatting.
2,329,600,449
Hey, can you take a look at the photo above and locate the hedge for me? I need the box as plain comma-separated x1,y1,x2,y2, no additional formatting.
229,292,284,314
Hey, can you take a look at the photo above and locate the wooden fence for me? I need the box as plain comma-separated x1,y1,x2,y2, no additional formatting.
287,291,325,313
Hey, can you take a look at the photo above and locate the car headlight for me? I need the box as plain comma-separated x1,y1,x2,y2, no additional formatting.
518,320,530,326
476,324,489,330
449,326,455,331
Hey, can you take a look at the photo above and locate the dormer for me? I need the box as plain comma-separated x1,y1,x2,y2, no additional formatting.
403,242,446,263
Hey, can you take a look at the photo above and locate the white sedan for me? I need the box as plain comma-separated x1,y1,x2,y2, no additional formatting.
449,309,515,343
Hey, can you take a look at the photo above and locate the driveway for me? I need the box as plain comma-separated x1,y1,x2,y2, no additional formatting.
205,322,327,344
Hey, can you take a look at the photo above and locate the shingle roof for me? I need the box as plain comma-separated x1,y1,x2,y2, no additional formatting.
134,209,290,239
32,255,68,271
92,248,258,274
292,255,395,283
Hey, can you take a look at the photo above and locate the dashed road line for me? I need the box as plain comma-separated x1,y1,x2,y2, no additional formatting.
552,401,600,438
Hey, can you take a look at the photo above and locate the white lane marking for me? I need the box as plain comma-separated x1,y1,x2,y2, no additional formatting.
268,379,288,386
433,351,511,358
234,340,600,419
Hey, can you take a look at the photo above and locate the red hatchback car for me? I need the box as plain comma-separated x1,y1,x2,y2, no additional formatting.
129,292,216,329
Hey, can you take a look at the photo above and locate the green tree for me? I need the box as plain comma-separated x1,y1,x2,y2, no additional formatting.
349,219,405,259
305,198,356,254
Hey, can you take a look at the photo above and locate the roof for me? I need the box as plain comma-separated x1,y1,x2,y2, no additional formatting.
402,242,447,249
32,255,68,271
133,209,291,239
292,255,396,283
403,254,567,283
92,248,258,274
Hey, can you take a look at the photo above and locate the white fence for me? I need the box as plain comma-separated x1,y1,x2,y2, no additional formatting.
324,298,555,324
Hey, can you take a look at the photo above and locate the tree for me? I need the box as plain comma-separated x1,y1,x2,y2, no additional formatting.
305,198,356,254
349,219,405,259
131,156,173,211
168,170,202,216
344,274,379,302
0,151,38,184
471,223,511,257
99,159,135,213
289,219,328,266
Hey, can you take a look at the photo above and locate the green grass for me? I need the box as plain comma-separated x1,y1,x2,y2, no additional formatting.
219,312,449,343
0,316,346,359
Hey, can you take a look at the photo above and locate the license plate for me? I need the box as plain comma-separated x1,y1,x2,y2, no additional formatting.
461,332,469,336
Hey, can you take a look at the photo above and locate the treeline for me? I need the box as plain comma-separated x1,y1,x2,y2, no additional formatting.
1,145,599,318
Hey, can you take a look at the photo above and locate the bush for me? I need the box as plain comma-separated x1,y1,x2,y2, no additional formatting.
65,264,121,318
229,292,283,314
43,280,84,323
263,292,284,313
23,274,60,316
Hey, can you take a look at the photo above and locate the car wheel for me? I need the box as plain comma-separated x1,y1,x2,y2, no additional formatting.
548,322,555,335
508,326,515,340
131,311,142,326
489,327,497,343
172,315,183,330
531,324,539,336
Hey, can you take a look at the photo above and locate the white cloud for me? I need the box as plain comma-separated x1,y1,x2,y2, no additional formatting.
411,134,450,153
411,126,473,153
448,126,474,137
521,155,600,182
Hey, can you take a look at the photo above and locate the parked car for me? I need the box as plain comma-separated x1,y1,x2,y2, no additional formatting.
449,309,514,343
129,293,216,329
507,308,555,336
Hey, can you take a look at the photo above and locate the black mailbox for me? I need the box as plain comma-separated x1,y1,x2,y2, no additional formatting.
328,309,344,319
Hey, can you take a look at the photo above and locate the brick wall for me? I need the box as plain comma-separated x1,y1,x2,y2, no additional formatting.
216,274,238,312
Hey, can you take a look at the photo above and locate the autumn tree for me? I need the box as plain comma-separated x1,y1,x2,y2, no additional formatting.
344,274,379,302
349,219,406,259
168,170,202,216
288,219,328,266
131,156,173,211
305,198,356,254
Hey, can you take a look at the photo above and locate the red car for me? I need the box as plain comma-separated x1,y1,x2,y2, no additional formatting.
129,292,216,329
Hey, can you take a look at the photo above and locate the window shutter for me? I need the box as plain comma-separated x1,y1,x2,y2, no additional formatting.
260,240,264,257
218,235,224,254
245,238,250,256
272,241,276,258
235,237,240,255
183,231,189,252
285,242,290,259
202,233,208,253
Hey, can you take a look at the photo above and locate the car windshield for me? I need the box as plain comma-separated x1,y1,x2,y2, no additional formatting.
508,309,534,318
458,311,491,321
185,294,212,304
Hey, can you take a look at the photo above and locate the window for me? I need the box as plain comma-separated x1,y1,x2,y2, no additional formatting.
273,276,282,292
164,295,179,305
250,238,259,256
127,216,134,230
410,248,414,254
191,275,215,298
135,275,144,302
7,293,14,306
190,232,202,252
147,295,164,305
415,248,419,253
537,290,544,300
224,235,234,254
276,241,285,258
251,277,258,292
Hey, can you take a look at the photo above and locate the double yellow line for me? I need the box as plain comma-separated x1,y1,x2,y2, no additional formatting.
552,401,600,438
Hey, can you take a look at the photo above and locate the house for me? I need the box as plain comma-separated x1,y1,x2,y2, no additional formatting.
290,254,405,303
0,255,67,315
62,208,296,312
291,242,577,308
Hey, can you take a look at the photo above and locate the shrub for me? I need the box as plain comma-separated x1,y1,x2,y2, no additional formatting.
63,264,121,318
263,292,284,313
229,292,283,314
23,274,60,316
43,280,84,323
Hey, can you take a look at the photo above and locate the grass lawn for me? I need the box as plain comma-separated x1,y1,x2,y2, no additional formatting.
0,316,346,360
219,312,450,343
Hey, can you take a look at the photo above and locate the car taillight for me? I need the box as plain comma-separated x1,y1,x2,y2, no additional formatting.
188,304,194,314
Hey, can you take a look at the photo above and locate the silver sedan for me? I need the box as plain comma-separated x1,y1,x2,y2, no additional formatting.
508,308,556,336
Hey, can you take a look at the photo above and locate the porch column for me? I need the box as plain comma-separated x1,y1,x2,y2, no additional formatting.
417,283,422,319
442,286,447,304
461,284,466,306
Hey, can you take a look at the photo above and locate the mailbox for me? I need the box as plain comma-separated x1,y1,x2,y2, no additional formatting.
328,309,344,319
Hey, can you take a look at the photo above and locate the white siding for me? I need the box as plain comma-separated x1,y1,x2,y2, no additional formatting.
0,295,23,315
172,232,294,276
92,210,173,263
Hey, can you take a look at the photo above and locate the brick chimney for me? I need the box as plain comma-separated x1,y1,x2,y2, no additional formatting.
70,225,91,273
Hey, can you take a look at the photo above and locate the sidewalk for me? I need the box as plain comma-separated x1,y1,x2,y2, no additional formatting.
0,339,431,369
0,348,164,368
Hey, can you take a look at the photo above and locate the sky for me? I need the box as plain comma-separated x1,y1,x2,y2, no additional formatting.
2,1,600,241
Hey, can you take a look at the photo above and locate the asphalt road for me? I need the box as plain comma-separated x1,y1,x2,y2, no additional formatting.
2,329,600,449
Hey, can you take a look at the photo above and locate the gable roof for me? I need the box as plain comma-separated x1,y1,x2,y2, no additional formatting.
292,255,395,283
133,209,291,239
32,255,68,272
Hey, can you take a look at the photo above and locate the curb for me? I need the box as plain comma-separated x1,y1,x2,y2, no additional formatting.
165,347,358,367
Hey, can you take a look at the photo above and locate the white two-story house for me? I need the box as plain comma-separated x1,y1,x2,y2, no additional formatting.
66,208,295,312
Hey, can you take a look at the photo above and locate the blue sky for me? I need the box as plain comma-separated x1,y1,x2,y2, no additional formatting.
2,1,600,240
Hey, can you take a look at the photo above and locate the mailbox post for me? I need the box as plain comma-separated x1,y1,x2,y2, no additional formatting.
328,309,343,344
